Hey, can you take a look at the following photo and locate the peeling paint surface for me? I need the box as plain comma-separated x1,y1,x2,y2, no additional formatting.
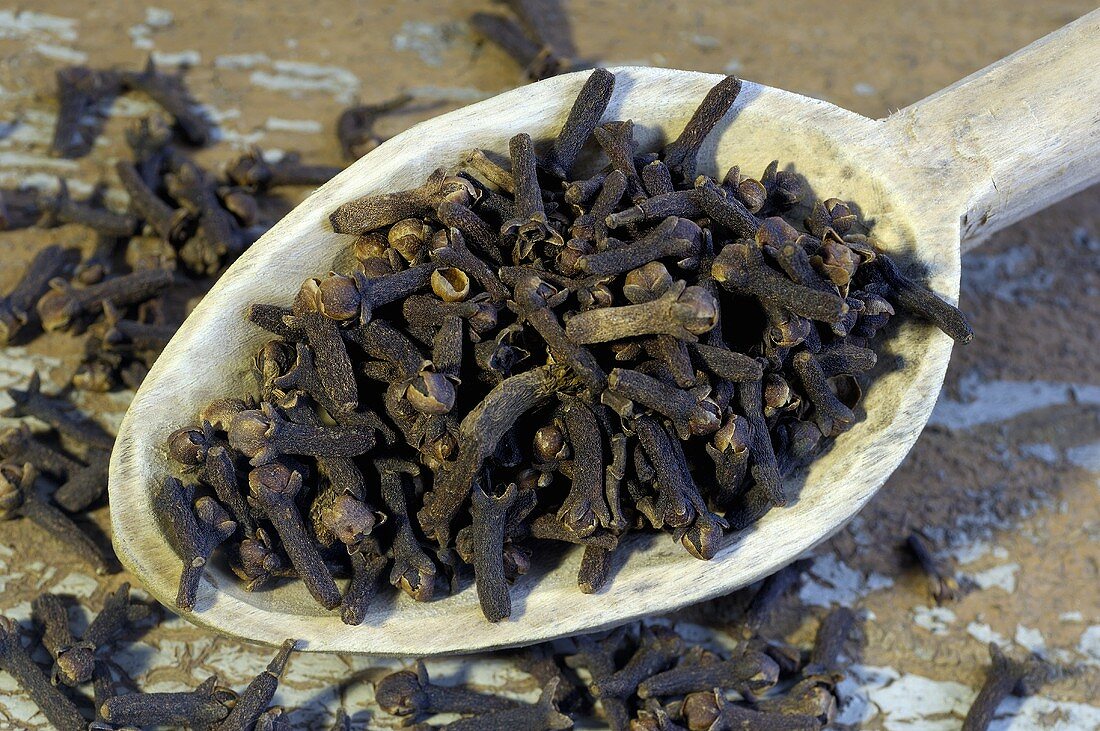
0,0,1098,728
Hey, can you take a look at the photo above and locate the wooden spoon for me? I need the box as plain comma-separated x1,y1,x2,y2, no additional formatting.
109,11,1099,654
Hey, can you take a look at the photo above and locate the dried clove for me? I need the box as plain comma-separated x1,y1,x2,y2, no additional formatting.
36,267,174,333
905,530,962,604
226,147,342,192
0,616,87,731
100,674,236,727
0,245,74,345
594,626,683,701
337,94,414,160
636,649,780,699
248,463,342,609
543,68,616,179
469,12,565,82
375,659,522,720
962,643,1057,731
31,592,96,686
662,76,741,182
0,462,114,574
156,477,237,610
119,58,213,145
212,639,297,731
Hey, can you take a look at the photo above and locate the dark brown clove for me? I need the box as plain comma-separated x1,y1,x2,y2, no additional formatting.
437,199,506,265
376,458,439,603
420,365,580,544
115,160,186,243
469,12,565,82
593,625,683,701
36,267,174,333
0,245,73,345
566,280,718,344
906,531,962,604
0,615,87,731
226,147,341,192
610,370,720,439
543,68,616,179
31,593,96,687
593,120,646,203
100,675,236,727
466,482,519,622
119,58,213,145
872,253,973,342
687,690,820,731
167,159,246,274
415,677,571,730
3,372,115,450
52,448,110,512
331,169,474,234
211,639,297,731
637,649,779,699
962,643,1056,731
511,273,607,394
338,94,414,159
714,242,848,325
793,350,855,434
578,217,701,277
804,606,857,676
247,463,341,609
376,659,522,720
0,423,84,479
37,180,137,236
662,76,742,182
156,477,237,609
503,132,563,256
695,177,759,240
228,402,375,466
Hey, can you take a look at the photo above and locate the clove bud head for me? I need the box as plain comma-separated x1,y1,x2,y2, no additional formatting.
623,262,674,304
533,422,569,463
388,218,432,263
374,665,428,716
430,267,470,302
321,494,378,548
318,273,362,321
167,426,212,466
713,413,751,455
405,369,457,415
0,462,33,518
229,408,277,463
671,285,720,335
248,461,303,500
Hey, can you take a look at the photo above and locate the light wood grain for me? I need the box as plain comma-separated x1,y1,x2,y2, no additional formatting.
109,11,1099,655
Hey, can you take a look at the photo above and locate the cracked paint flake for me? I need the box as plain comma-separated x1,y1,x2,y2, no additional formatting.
392,20,466,67
967,562,1020,593
250,61,360,104
798,552,894,608
967,621,1009,647
929,376,1100,430
32,43,88,63
1079,626,1100,666
913,605,957,635
1066,442,1100,471
0,10,79,42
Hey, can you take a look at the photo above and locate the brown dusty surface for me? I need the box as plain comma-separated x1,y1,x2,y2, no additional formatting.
0,1,1098,728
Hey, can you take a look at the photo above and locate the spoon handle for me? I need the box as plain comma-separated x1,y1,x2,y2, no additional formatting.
882,9,1100,252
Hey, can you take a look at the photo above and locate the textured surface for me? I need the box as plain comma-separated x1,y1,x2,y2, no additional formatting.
0,0,1098,727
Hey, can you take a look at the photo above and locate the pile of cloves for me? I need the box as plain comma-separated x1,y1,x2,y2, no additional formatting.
374,571,859,731
163,68,971,625
0,583,303,731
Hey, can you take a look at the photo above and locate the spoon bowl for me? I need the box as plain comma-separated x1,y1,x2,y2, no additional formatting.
109,12,1098,655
